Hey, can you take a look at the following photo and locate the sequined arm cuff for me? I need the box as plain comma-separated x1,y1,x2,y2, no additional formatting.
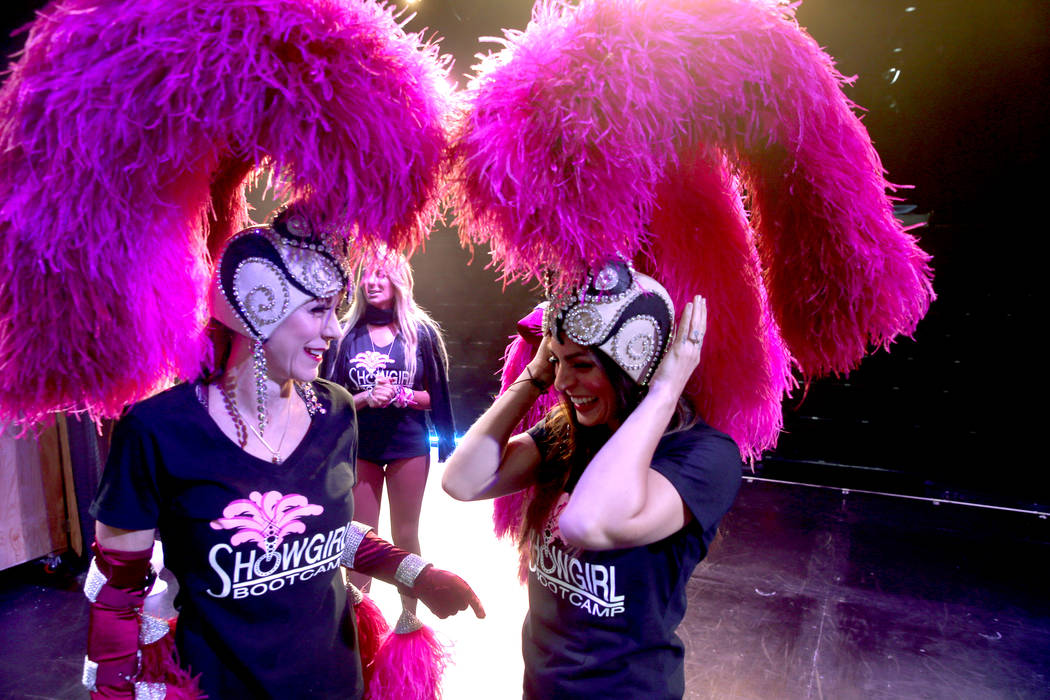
84,558,106,603
82,657,98,692
135,681,167,699
340,521,374,568
395,553,429,588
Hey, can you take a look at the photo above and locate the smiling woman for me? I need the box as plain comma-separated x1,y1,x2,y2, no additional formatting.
442,260,742,699
86,212,482,699
548,339,619,429
263,296,343,385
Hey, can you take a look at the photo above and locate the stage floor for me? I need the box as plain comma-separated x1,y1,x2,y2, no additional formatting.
2,461,1047,699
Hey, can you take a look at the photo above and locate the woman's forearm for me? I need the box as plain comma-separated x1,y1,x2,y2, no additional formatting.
558,382,680,546
441,369,544,500
561,296,706,549
352,390,371,411
407,388,431,410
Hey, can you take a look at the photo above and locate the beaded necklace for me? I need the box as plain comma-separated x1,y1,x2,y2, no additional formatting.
198,378,326,463
219,377,291,464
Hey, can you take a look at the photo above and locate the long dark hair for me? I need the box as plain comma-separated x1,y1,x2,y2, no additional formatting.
518,350,697,553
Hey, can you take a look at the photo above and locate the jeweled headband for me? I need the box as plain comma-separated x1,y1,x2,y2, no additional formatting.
212,212,349,341
544,260,675,386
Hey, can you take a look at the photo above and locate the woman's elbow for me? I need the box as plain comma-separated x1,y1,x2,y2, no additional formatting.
441,462,490,501
558,508,617,551
441,471,475,501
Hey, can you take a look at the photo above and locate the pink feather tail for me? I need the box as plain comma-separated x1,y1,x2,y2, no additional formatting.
492,306,560,544
704,2,936,377
349,585,391,687
645,151,795,460
368,609,449,700
139,619,205,699
492,326,555,542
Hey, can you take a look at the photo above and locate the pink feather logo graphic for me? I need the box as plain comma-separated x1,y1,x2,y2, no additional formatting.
351,350,394,374
210,491,324,557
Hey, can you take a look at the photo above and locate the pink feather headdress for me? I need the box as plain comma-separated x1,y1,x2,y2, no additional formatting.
0,0,451,424
453,0,934,460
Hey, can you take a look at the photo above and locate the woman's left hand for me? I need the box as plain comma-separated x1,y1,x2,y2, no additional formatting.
649,294,707,398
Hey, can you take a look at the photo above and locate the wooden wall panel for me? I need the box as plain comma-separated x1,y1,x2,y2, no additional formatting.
0,425,70,570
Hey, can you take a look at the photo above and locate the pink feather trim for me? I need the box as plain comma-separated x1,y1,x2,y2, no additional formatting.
0,0,451,423
353,590,391,686
493,489,530,542
368,620,449,700
492,328,558,542
139,620,205,699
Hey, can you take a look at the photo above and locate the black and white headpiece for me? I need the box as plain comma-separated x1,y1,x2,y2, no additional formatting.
545,260,675,386
209,210,349,431
212,211,348,342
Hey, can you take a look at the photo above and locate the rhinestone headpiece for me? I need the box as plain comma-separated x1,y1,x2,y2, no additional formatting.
212,211,349,342
544,260,675,386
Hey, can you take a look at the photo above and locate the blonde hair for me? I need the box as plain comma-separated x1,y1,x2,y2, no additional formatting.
342,252,446,381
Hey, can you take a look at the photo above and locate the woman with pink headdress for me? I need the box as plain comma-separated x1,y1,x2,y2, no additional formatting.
444,261,741,698
88,213,482,699
446,0,934,696
0,0,485,696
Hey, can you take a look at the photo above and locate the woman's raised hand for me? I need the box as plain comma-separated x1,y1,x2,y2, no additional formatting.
650,295,707,398
524,334,555,390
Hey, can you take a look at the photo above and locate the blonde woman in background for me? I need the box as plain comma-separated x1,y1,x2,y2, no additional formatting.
323,252,455,613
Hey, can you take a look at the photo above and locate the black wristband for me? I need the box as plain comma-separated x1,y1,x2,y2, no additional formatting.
524,366,549,392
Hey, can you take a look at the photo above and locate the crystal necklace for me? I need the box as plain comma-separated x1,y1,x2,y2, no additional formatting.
219,377,292,464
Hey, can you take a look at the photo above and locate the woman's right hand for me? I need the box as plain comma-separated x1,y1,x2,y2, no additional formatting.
524,335,555,390
367,375,396,408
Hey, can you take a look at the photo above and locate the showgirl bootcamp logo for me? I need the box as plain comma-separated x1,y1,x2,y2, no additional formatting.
351,350,394,374
210,490,324,575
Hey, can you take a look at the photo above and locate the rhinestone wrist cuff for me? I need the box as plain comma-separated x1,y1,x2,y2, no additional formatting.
395,554,429,588
135,681,167,700
340,521,373,568
82,657,98,691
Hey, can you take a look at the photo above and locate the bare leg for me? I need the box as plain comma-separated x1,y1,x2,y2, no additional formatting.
385,453,430,614
350,458,385,593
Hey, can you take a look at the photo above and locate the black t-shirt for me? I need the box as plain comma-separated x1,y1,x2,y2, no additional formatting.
521,420,742,699
90,380,362,699
332,321,429,462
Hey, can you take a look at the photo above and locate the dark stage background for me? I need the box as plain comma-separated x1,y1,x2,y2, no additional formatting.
3,0,1047,510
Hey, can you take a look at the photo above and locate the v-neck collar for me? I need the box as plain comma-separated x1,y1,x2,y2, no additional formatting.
194,382,320,470
364,323,397,350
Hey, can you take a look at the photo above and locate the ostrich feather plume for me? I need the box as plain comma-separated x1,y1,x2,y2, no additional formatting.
453,0,933,457
368,610,449,700
0,0,451,423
